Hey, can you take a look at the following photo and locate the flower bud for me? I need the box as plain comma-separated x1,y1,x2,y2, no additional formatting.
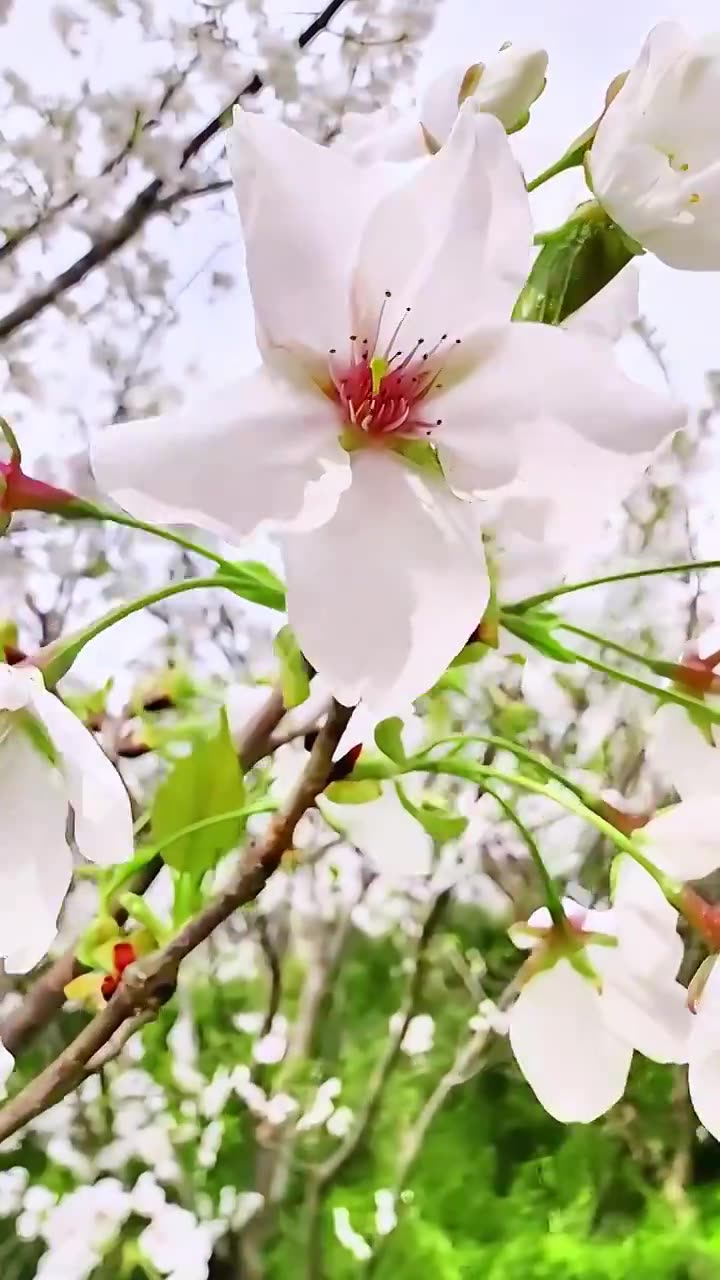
589,23,720,270
513,202,640,326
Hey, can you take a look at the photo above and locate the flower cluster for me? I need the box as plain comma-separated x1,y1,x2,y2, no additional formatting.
4,12,720,1172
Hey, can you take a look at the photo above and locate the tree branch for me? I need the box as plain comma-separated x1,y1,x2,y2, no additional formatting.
0,699,351,1144
0,684,288,1059
0,0,352,341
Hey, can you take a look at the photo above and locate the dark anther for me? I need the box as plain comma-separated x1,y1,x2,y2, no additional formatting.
435,418,442,425
455,338,462,344
385,290,392,297
350,334,357,341
329,347,336,354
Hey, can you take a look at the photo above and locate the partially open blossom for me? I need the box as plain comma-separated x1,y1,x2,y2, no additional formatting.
343,45,549,162
92,106,682,724
590,22,720,269
0,454,98,532
0,664,133,973
509,898,690,1122
686,959,720,1140
648,631,720,802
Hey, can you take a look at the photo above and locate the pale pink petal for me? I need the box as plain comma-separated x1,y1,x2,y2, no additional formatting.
611,856,683,980
352,106,531,354
564,265,640,343
319,784,433,881
92,366,348,541
32,687,134,867
281,450,488,714
0,730,72,973
508,961,632,1123
689,972,720,1139
498,418,653,550
342,116,426,164
228,109,392,360
420,64,467,143
642,797,720,882
600,976,691,1063
433,323,683,501
648,703,720,800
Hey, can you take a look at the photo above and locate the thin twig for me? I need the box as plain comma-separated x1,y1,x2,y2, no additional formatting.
0,684,288,1059
0,0,351,340
0,700,351,1144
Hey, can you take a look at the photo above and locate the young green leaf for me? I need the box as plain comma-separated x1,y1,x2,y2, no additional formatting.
150,710,246,874
374,716,407,764
394,782,468,842
274,625,311,708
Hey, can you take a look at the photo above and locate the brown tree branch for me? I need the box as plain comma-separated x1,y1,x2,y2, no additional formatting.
0,684,288,1059
0,0,352,341
0,700,351,1144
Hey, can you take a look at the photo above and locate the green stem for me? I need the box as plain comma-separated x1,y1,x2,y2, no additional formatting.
416,757,677,897
505,559,720,612
558,620,674,678
101,509,236,573
563,644,720,724
482,782,565,922
416,734,593,804
43,576,269,683
526,152,583,193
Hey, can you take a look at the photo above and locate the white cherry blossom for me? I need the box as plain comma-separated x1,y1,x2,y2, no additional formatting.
343,45,549,162
0,664,133,973
92,106,682,724
508,899,690,1123
590,22,720,269
687,960,720,1140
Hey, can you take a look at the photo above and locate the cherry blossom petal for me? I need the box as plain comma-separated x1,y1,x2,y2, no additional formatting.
0,664,36,711
642,796,720,882
508,961,632,1123
689,968,720,1139
92,367,348,541
564,264,640,343
281,450,488,714
611,856,683,980
228,109,393,360
31,687,133,867
499,418,653,550
0,1041,13,1097
0,731,71,973
600,975,690,1063
352,106,531,353
433,322,684,499
342,115,426,163
319,784,433,881
648,703,720,800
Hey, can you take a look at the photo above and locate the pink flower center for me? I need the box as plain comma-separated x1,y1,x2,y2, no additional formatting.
327,292,461,441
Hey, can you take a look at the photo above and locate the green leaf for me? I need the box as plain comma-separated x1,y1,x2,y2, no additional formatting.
220,559,286,611
500,610,578,664
495,702,538,738
512,203,639,327
374,716,407,764
394,782,468,843
325,779,383,804
274,625,311,708
150,710,246,873
450,641,489,668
